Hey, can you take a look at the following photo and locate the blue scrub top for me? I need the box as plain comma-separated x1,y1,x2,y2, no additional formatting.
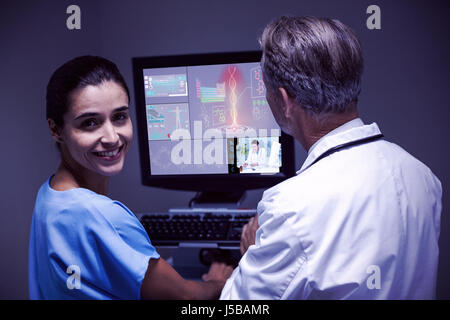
28,176,160,299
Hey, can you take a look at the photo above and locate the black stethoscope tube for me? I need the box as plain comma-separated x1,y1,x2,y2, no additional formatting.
308,134,384,168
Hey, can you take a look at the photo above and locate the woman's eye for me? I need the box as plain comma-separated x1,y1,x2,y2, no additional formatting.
81,119,98,128
113,112,128,122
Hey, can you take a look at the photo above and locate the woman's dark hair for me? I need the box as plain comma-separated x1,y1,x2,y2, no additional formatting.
46,55,130,127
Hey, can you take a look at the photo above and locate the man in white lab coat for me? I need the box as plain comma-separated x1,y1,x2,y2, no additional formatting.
219,16,442,299
243,140,266,169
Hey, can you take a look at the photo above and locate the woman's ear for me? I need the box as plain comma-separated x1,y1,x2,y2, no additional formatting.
47,119,63,144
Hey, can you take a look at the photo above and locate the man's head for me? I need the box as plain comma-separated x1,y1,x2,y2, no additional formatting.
251,140,259,152
260,16,363,120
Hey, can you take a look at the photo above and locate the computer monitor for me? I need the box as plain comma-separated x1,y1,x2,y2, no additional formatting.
132,51,295,205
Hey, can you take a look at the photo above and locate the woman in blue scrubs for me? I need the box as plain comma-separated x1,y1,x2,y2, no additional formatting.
28,56,232,299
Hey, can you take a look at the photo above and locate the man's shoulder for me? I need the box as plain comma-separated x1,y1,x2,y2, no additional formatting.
260,141,410,205
258,173,319,216
364,139,440,188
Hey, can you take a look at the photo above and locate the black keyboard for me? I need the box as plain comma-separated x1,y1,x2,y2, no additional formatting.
139,211,256,248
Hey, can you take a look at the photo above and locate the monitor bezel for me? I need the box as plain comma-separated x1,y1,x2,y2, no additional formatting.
132,51,296,192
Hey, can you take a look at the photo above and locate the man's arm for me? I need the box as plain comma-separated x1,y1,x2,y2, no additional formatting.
140,257,232,300
220,204,306,299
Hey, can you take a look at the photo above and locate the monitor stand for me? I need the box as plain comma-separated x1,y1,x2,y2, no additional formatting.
189,190,246,209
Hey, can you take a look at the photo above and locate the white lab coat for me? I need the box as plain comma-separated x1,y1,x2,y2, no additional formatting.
220,119,442,299
244,147,266,167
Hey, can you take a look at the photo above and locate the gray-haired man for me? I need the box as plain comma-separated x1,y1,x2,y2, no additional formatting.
220,16,442,300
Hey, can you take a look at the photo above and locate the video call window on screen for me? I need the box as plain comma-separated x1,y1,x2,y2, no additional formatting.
142,62,282,176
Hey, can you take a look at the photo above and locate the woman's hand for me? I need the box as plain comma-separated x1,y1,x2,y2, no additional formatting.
202,262,234,284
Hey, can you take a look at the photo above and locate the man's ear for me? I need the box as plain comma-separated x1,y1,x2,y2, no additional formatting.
278,87,295,118
47,118,63,144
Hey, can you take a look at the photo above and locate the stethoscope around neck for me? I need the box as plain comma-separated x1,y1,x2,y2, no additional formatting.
308,133,384,168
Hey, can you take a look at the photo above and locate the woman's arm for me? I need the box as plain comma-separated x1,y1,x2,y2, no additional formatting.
140,257,232,300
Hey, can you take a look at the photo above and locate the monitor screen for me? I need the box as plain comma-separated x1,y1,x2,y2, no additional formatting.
132,51,295,192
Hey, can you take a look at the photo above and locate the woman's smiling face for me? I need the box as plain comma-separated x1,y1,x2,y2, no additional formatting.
59,80,132,177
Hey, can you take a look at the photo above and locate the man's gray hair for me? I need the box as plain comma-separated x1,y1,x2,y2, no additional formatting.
260,16,363,115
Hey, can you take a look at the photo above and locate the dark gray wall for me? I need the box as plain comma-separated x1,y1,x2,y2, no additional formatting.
0,0,102,299
1,0,449,299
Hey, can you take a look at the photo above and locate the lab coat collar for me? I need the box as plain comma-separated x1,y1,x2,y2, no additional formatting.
297,119,382,174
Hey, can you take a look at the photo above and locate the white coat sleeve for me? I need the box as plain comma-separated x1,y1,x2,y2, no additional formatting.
220,197,308,300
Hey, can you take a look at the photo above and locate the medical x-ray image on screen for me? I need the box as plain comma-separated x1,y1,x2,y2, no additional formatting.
142,62,282,175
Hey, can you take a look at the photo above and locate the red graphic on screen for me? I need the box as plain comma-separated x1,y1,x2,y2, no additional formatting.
219,66,244,126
